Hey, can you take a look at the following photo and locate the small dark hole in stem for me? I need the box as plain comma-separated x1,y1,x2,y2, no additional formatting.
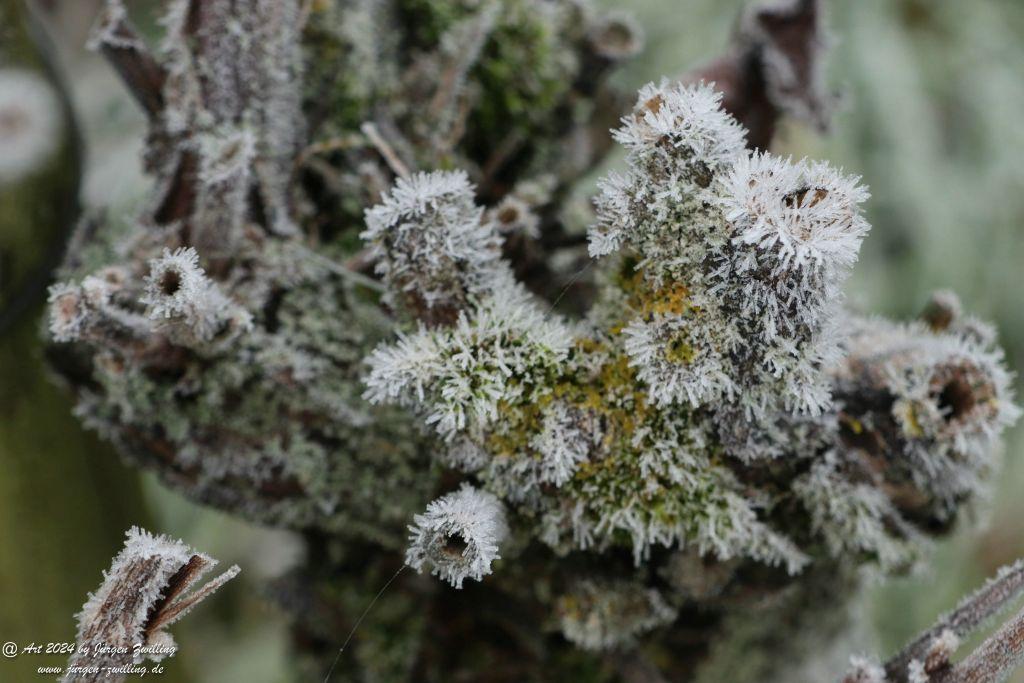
783,186,829,209
596,20,636,54
442,534,468,558
937,376,975,421
497,206,519,224
160,270,182,296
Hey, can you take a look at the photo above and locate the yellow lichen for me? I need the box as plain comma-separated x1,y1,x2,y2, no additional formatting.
664,333,697,365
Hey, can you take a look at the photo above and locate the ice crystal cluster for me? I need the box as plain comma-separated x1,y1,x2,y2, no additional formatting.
47,0,1020,680
363,81,1015,593
405,483,508,588
361,170,504,323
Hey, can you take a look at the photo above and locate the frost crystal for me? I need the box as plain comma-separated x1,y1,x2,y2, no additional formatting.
364,280,573,439
406,484,509,589
530,403,595,486
794,451,920,571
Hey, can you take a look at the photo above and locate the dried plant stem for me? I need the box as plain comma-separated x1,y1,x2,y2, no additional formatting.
885,562,1024,681
63,528,239,683
361,122,412,179
935,605,1024,683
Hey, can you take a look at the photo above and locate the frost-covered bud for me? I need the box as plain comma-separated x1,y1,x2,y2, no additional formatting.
0,68,60,184
364,281,572,439
405,484,508,589
362,170,504,325
48,282,90,343
589,81,746,258
921,629,960,675
555,579,676,650
716,155,869,335
709,153,870,416
832,316,1019,524
920,290,963,333
616,80,746,181
142,247,252,346
919,289,996,347
717,154,869,300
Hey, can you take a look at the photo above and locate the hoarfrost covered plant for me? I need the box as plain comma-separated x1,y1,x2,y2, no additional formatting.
364,278,573,439
141,247,253,345
364,78,1016,662
46,0,1022,680
405,484,508,588
64,527,238,682
592,84,870,418
361,170,503,323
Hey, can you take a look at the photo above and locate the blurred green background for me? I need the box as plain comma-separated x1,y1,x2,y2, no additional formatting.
1,0,1022,680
